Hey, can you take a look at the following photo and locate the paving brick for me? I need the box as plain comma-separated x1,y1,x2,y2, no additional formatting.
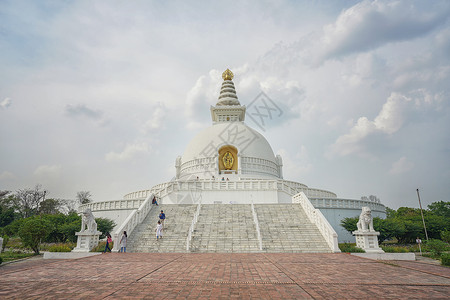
1,253,449,299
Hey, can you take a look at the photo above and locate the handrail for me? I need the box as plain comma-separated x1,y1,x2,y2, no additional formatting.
111,193,154,252
251,202,263,251
78,199,144,212
122,179,337,201
186,201,202,251
292,192,340,253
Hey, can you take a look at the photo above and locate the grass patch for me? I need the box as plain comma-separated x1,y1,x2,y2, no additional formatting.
0,250,37,263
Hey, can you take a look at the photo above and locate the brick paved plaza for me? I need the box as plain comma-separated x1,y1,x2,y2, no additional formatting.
1,253,449,299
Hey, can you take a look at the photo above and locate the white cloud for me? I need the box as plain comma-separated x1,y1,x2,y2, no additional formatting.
329,93,410,157
0,98,12,109
0,171,16,180
105,143,149,162
34,165,62,178
277,147,313,180
142,102,166,133
389,156,414,174
319,0,450,61
185,69,222,129
0,1,449,210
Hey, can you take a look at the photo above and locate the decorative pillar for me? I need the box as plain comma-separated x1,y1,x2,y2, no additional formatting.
237,153,242,174
352,207,384,253
72,209,102,253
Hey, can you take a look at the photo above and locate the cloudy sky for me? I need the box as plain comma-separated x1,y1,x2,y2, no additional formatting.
1,0,449,209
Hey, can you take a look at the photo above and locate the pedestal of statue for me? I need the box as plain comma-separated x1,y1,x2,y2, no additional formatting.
72,230,102,253
352,230,384,253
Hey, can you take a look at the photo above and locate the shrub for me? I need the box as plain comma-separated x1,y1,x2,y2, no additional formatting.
339,243,365,253
441,253,450,266
48,243,73,252
424,239,449,257
1,235,9,252
441,231,450,243
381,245,409,253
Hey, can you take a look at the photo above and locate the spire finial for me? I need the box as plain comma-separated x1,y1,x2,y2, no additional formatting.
222,69,234,81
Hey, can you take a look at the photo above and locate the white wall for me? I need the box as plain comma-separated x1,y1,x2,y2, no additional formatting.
91,209,136,234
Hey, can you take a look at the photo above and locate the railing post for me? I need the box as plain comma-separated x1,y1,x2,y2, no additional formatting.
251,202,263,251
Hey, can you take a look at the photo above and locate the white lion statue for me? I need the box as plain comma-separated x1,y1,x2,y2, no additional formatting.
81,209,97,232
357,206,374,232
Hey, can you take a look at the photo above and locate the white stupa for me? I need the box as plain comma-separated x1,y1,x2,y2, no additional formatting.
85,69,386,243
177,68,283,183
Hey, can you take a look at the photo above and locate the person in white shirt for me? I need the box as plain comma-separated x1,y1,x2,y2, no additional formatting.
155,220,163,240
120,231,127,252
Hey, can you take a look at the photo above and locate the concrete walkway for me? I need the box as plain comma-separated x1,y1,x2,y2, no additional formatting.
1,253,449,299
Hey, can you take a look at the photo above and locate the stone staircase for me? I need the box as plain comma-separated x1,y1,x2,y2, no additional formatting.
190,204,260,252
128,204,332,253
127,204,197,253
255,204,331,253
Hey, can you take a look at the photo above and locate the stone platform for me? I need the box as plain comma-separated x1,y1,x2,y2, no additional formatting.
1,253,449,299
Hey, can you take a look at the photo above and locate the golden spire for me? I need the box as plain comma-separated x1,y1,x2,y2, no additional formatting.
222,68,234,81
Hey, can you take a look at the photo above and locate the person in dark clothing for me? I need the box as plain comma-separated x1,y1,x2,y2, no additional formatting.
159,210,166,228
103,232,112,253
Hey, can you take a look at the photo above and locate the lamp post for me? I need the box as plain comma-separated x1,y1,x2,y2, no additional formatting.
416,188,429,241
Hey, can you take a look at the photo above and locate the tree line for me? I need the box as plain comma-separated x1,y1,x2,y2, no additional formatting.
0,186,115,254
341,201,450,243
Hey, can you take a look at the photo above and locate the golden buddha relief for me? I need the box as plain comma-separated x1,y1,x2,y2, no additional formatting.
218,145,238,172
222,151,234,169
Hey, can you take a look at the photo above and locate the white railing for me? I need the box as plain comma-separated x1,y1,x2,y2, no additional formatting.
309,197,386,213
79,199,144,212
186,201,202,251
292,192,340,253
123,179,337,201
111,193,155,252
251,202,263,251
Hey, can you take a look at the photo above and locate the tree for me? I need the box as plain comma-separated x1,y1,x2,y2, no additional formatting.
385,207,396,219
340,217,358,233
39,198,62,215
96,218,116,239
428,201,450,219
14,185,47,218
42,212,83,243
0,206,15,227
18,216,52,254
0,191,17,227
76,191,92,205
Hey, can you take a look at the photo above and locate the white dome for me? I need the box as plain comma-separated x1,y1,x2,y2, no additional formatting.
179,122,281,180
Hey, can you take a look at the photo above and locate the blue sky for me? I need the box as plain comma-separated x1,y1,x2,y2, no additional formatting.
1,0,449,209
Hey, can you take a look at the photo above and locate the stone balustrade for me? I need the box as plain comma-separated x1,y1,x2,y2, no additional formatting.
122,179,337,201
111,193,155,252
292,192,340,253
251,202,263,251
309,197,386,213
79,199,144,212
186,202,202,251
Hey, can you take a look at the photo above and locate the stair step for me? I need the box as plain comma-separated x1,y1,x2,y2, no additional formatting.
128,204,333,253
